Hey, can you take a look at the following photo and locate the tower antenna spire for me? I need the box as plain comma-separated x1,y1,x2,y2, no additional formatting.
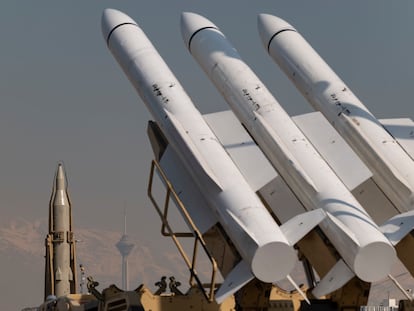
123,202,127,235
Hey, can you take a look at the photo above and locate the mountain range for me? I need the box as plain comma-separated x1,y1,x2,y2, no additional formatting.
1,219,413,310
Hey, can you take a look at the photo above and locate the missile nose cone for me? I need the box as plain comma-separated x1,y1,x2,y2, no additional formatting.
55,163,67,191
101,8,137,44
180,12,219,51
257,14,296,52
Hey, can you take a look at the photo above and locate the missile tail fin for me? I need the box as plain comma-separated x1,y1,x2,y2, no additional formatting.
280,208,326,245
157,145,218,234
381,210,414,245
147,121,218,234
166,110,223,190
68,268,73,281
312,259,354,298
147,120,169,161
292,111,372,191
324,212,359,246
55,267,63,281
253,111,318,194
215,260,254,304
203,110,277,192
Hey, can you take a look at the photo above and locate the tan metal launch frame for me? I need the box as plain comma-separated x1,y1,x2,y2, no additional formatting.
147,159,218,302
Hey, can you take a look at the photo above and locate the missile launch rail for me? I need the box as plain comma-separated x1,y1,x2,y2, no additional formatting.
145,157,370,311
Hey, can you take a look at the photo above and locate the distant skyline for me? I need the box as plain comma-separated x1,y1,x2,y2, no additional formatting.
0,1,413,310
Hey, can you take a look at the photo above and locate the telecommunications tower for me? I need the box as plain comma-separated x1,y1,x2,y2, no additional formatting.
116,207,135,290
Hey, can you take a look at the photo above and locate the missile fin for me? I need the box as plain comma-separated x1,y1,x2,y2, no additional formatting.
147,120,169,161
215,260,254,304
166,110,223,191
380,118,414,161
204,110,276,192
157,145,218,234
258,175,307,223
293,112,372,191
253,111,318,194
225,208,257,243
68,268,73,281
55,267,63,281
312,259,355,298
280,208,326,245
293,114,398,224
324,212,359,246
380,210,414,245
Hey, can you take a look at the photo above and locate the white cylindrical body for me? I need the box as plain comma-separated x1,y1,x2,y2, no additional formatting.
258,14,414,214
52,164,72,297
102,9,297,283
181,12,396,282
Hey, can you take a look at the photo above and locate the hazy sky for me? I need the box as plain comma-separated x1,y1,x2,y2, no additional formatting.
1,1,414,309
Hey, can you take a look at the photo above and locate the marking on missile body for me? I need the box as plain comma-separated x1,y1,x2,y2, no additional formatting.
242,88,260,111
330,93,350,117
152,84,169,104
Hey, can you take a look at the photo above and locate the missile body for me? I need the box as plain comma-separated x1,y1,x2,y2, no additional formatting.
101,9,324,301
181,12,397,289
257,14,414,214
44,163,76,298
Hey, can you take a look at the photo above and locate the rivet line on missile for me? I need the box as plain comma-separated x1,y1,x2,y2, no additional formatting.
106,22,138,45
188,26,218,52
267,29,296,52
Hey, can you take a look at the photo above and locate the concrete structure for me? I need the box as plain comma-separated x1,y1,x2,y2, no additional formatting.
116,209,135,290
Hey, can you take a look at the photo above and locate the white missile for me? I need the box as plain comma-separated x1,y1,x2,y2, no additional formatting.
181,12,397,296
44,163,76,298
101,8,324,303
257,14,414,215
